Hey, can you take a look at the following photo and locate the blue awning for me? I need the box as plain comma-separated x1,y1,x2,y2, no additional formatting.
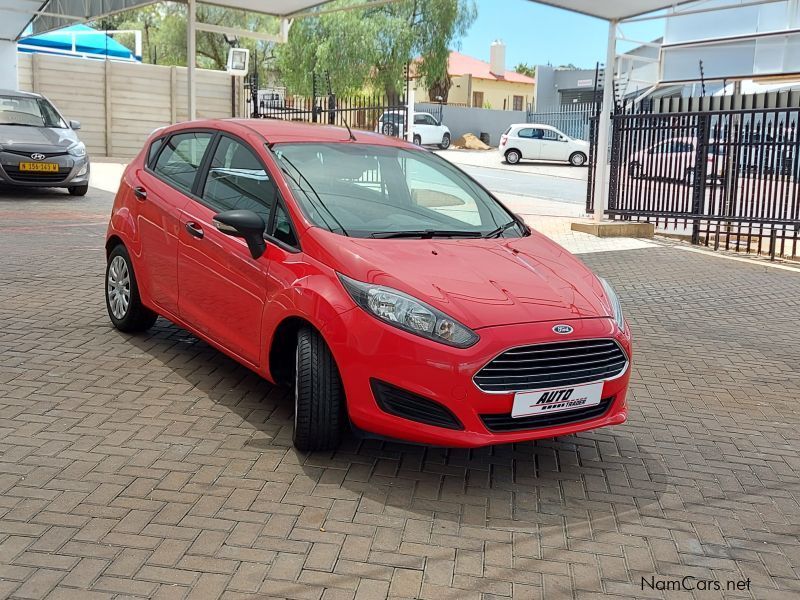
18,24,139,61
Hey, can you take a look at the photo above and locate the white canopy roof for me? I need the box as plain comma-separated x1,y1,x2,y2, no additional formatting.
530,0,697,21
0,0,331,41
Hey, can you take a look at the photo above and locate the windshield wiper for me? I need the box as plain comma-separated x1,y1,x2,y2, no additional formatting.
371,230,484,239
484,220,519,238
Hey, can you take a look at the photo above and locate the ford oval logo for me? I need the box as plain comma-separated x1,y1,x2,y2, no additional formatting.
553,324,574,335
30,153,46,161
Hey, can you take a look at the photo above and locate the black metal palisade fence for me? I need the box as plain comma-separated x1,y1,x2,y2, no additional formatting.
588,96,800,260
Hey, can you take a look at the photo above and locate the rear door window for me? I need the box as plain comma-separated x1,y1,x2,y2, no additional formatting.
153,132,213,194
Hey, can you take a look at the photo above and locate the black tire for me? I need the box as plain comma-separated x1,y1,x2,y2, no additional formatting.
438,133,451,149
505,149,521,165
105,244,158,333
381,123,396,137
68,184,89,196
293,326,345,451
413,135,422,146
569,152,587,167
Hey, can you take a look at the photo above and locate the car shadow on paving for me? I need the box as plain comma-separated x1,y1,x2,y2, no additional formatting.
1,189,799,599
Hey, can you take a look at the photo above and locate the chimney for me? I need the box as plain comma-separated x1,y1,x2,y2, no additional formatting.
490,40,506,77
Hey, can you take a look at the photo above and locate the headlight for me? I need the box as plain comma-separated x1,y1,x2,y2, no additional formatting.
68,142,86,158
339,274,479,348
598,277,625,330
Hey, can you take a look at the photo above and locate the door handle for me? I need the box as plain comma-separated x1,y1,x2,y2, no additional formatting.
185,222,204,239
133,186,147,201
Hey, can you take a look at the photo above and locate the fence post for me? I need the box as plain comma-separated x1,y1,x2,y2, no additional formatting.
170,66,178,124
691,113,711,245
607,114,621,214
406,86,415,142
328,94,336,125
105,59,113,157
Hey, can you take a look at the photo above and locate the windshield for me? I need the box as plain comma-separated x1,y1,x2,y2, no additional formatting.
272,143,526,239
0,96,66,128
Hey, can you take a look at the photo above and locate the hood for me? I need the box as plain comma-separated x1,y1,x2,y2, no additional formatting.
0,125,79,152
306,229,613,329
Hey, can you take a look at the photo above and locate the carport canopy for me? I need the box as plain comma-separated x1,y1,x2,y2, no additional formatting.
0,1,333,40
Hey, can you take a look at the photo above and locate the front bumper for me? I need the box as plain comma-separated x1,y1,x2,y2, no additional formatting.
0,150,90,188
332,311,631,447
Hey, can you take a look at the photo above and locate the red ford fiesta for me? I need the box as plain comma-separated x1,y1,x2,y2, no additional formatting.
105,119,631,450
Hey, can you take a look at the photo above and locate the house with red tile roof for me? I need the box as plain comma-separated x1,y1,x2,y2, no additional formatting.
413,42,535,111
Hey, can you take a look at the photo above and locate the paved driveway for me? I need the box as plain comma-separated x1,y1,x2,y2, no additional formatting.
1,187,800,600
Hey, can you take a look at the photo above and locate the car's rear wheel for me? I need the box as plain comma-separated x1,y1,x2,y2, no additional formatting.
439,133,451,149
68,184,88,196
505,149,521,165
569,152,587,167
293,326,345,451
381,123,396,137
105,244,157,332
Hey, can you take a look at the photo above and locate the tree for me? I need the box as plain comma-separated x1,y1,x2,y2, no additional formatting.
514,63,536,78
275,0,476,99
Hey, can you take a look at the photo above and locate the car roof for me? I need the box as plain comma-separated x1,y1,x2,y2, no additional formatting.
164,118,416,148
0,89,42,99
509,123,559,131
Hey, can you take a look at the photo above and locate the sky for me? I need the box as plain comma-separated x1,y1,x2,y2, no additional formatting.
458,0,666,70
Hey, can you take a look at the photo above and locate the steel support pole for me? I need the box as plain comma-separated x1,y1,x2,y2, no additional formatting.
187,0,197,121
593,19,617,222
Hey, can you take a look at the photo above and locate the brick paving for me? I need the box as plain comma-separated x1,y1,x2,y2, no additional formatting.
1,186,800,599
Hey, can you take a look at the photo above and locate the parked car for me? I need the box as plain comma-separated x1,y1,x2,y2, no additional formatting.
499,124,589,166
0,89,89,196
105,119,631,451
376,110,451,148
626,138,724,185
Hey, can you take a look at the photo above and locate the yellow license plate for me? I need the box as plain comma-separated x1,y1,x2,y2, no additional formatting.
19,162,59,172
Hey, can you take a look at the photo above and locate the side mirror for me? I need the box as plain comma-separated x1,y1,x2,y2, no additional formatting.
69,120,81,130
213,209,267,259
559,135,567,142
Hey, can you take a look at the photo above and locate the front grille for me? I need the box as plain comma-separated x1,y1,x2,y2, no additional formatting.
3,149,68,159
474,339,627,393
371,379,463,430
3,165,71,183
481,397,613,432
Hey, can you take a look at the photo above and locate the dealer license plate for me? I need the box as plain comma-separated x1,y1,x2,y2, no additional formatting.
511,381,604,418
19,162,59,172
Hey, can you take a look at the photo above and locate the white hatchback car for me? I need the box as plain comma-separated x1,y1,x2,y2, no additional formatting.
499,124,589,166
376,111,451,149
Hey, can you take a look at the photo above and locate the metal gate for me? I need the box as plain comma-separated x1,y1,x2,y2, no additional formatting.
243,71,410,139
589,106,800,260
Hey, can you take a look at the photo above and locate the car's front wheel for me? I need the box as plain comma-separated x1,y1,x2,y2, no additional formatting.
439,133,451,149
68,184,89,196
293,326,345,451
105,244,158,332
413,134,422,146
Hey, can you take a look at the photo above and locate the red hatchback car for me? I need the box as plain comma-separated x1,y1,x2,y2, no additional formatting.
105,119,631,450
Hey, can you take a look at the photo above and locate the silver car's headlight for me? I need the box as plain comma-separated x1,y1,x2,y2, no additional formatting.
599,277,625,330
339,274,479,348
68,142,86,158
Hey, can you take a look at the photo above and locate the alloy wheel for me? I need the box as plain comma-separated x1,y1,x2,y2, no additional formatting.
107,255,131,319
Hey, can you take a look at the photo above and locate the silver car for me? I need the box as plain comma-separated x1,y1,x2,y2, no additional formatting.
0,89,90,196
